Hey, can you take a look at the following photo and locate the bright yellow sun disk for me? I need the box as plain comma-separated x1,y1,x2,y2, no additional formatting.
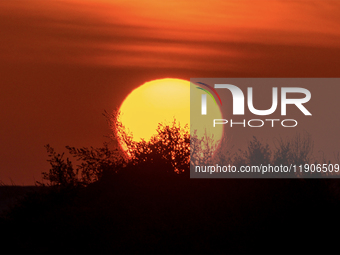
119,78,189,142
118,78,223,149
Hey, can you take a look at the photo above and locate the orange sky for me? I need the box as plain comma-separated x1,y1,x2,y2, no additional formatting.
0,0,340,184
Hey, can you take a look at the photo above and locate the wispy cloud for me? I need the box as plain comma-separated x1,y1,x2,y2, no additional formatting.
0,0,339,71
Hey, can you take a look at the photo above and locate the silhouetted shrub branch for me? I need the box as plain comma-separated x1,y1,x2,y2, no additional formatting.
39,110,334,188
37,144,79,187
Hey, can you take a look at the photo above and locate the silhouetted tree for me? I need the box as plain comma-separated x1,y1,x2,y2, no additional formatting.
39,110,325,187
273,131,313,167
66,142,123,184
190,129,220,167
39,110,192,186
110,109,190,175
37,144,79,187
233,136,271,168
38,142,123,187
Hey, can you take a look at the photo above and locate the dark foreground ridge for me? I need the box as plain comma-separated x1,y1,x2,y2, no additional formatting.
1,173,340,253
1,121,339,253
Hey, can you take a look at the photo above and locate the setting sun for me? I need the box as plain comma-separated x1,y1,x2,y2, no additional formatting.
118,78,223,147
118,78,190,142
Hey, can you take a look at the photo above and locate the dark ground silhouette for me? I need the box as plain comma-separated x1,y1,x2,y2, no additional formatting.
1,119,340,253
1,175,340,253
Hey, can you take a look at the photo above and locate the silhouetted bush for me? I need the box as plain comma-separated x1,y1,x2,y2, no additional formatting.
273,132,313,166
38,111,191,187
233,136,272,167
2,111,340,254
37,144,79,187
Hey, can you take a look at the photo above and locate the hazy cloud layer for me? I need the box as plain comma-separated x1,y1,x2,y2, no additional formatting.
1,0,340,71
